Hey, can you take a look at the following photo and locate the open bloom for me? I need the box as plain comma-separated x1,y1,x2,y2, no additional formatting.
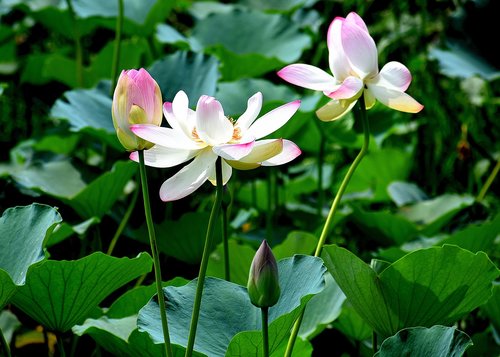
130,91,301,201
278,12,423,121
112,68,163,151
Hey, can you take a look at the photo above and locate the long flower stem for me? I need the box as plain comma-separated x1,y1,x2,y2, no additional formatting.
222,202,231,281
57,334,66,357
107,180,139,255
261,307,269,357
138,150,173,357
185,158,224,357
284,96,370,357
372,331,378,354
0,327,11,357
65,0,83,87
477,157,500,202
110,0,124,96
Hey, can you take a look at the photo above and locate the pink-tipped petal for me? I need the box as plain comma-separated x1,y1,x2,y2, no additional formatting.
277,64,336,91
207,159,232,186
327,76,363,100
235,92,263,133
196,95,233,146
327,17,352,81
213,141,255,161
246,100,301,140
345,12,369,33
341,19,378,79
129,145,198,168
373,61,412,91
367,85,424,113
316,99,357,121
261,139,301,166
130,124,202,150
159,149,217,201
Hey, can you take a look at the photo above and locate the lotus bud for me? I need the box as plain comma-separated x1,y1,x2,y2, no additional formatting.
247,240,281,308
112,68,163,151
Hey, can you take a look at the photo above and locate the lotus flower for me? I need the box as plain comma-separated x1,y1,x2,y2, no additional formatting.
278,12,423,121
247,240,280,308
130,91,301,201
112,68,163,151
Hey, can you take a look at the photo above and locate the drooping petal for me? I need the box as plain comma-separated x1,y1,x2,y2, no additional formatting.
130,124,203,150
246,100,301,140
213,141,255,161
345,12,368,33
235,92,263,133
326,76,363,100
327,17,352,81
277,64,336,91
196,95,233,146
367,84,424,113
227,139,284,170
159,149,217,201
341,18,378,79
129,145,198,168
261,139,301,166
315,99,357,121
207,159,233,186
371,61,412,91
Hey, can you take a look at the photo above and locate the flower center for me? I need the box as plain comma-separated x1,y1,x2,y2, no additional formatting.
191,127,204,144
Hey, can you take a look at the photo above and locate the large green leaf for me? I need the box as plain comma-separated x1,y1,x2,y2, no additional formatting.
0,272,16,311
207,239,255,286
238,0,317,11
331,301,372,341
191,9,310,80
149,51,219,102
375,326,473,357
138,256,326,356
0,204,61,285
323,244,499,337
482,283,500,331
11,252,152,332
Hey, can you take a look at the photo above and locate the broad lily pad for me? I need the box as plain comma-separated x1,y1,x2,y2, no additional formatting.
138,255,326,356
375,326,473,356
12,252,152,332
323,244,499,337
0,204,61,308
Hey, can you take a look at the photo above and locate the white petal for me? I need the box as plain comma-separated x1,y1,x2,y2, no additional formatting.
130,124,202,150
367,85,424,113
364,88,376,109
159,149,217,201
371,61,412,91
315,99,357,121
129,145,199,168
327,76,363,100
246,100,301,140
261,139,301,166
327,17,352,81
163,101,195,140
341,18,378,79
196,95,233,146
207,159,232,186
235,92,263,133
213,141,255,161
346,12,369,33
225,139,283,170
277,64,336,91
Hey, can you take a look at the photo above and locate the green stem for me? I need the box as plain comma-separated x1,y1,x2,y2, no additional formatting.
185,158,224,357
110,0,124,96
57,334,66,357
284,95,370,357
0,328,11,357
372,331,378,354
266,168,276,243
65,0,83,87
107,181,139,255
261,307,269,357
316,126,327,219
477,157,500,201
222,202,231,282
138,150,173,357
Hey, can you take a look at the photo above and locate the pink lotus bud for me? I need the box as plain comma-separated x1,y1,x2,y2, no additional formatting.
247,240,281,308
112,68,163,151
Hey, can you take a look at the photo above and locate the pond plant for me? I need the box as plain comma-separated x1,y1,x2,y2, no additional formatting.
0,1,499,356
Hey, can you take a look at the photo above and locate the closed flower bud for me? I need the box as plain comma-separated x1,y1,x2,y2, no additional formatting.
112,68,163,151
247,240,281,308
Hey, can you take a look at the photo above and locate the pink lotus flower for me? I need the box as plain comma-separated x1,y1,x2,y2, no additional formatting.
129,91,301,201
112,68,163,151
278,12,423,121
